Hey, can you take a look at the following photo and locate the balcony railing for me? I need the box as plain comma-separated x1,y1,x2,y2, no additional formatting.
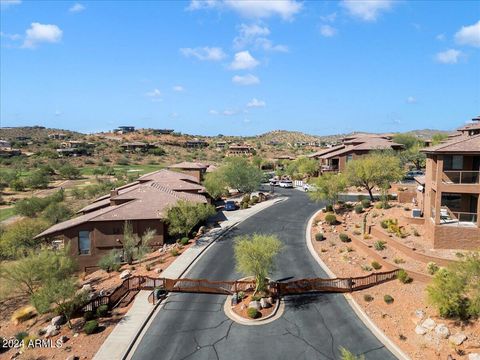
442,171,480,184
439,206,478,227
321,165,339,172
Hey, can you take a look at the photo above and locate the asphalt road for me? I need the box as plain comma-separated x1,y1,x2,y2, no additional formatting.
131,189,397,360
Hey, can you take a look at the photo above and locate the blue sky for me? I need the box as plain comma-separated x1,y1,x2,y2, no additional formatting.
1,0,479,136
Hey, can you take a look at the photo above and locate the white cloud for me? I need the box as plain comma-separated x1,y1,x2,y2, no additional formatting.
22,22,63,48
146,88,162,98
233,23,288,52
173,85,185,92
0,31,21,40
188,0,302,20
180,46,226,61
320,12,337,23
406,96,417,104
436,33,446,41
69,3,85,13
247,98,266,108
320,24,337,37
454,20,480,48
341,0,394,22
255,38,288,52
232,74,260,85
230,50,259,70
435,49,462,64
0,0,21,9
222,109,236,116
209,109,219,115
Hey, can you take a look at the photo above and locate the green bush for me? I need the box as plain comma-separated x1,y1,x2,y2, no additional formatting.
237,291,245,300
15,331,29,341
325,204,333,213
240,201,249,209
426,262,439,275
384,295,394,304
149,148,166,156
242,194,251,204
315,233,324,241
170,248,179,257
83,311,95,321
96,305,109,318
361,199,371,208
83,320,99,335
354,204,363,214
324,213,337,225
247,307,260,319
180,237,189,246
339,233,350,243
363,294,374,302
98,250,122,272
371,261,382,270
249,195,259,205
373,240,386,251
397,269,412,284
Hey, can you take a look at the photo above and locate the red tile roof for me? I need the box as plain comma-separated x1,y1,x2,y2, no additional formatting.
422,134,480,154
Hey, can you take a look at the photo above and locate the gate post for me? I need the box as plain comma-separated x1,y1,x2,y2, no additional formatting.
348,278,353,292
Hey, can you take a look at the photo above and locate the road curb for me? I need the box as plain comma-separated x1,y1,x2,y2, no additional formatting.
306,209,411,360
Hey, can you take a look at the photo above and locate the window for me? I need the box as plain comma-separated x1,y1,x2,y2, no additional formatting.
78,231,91,255
346,154,353,163
444,155,463,170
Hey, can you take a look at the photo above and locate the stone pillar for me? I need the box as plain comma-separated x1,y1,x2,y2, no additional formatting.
434,156,444,225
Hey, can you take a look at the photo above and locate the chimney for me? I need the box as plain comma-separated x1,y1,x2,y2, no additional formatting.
110,189,119,198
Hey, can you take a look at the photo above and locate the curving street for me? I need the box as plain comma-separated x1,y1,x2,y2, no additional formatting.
131,189,397,360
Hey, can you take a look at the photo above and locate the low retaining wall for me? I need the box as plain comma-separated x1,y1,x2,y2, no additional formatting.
370,226,455,268
401,215,425,225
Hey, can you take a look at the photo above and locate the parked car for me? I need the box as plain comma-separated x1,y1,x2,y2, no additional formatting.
269,178,279,186
404,170,424,180
224,200,237,211
279,180,293,188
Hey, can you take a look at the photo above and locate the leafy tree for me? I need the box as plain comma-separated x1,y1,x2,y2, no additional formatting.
14,190,65,218
58,164,81,179
431,133,448,145
121,221,156,264
203,171,229,199
26,170,50,189
148,147,166,156
252,155,263,169
308,173,347,212
165,201,216,238
286,157,318,179
0,218,50,259
426,252,480,319
393,133,420,149
98,249,122,272
345,152,404,201
221,157,264,194
10,178,26,191
234,234,282,295
400,145,426,170
42,203,73,224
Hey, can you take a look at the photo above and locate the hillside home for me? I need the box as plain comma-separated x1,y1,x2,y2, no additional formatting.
115,126,135,134
308,134,404,173
120,142,154,152
184,139,208,148
227,144,255,156
35,169,209,271
414,130,480,250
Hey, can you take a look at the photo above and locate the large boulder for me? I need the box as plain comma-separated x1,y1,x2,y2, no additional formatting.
260,298,271,309
415,326,427,335
450,333,467,346
81,284,93,293
51,315,65,327
44,324,59,338
421,318,436,331
434,324,450,339
248,301,262,311
119,270,131,279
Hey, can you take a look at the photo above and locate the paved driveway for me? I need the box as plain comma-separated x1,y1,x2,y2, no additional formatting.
131,189,397,360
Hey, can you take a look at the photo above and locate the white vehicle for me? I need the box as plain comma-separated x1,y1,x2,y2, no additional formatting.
269,178,279,186
279,180,293,188
303,183,316,192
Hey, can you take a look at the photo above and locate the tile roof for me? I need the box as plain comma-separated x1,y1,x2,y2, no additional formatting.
422,134,480,154
168,162,209,170
308,145,345,158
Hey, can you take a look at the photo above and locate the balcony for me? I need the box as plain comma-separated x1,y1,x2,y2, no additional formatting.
438,206,478,227
321,165,339,173
442,171,480,184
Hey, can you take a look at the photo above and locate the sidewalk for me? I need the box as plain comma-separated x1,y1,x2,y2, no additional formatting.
94,195,286,360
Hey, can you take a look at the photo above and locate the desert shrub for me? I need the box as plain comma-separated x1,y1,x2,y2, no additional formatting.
397,269,412,284
374,202,383,209
363,294,374,302
354,204,363,214
0,218,50,259
315,233,324,241
361,199,371,208
361,264,373,271
339,233,350,243
394,257,405,264
373,240,386,251
242,194,251,204
384,295,394,304
250,195,259,205
98,250,122,272
11,306,36,324
116,157,130,166
96,305,109,318
83,311,95,321
180,237,189,246
170,248,179,257
371,261,382,270
251,294,262,301
324,214,337,225
240,201,249,209
353,230,361,236
325,204,333,213
237,291,245,300
15,331,29,341
426,262,439,275
247,307,260,319
149,148,166,156
413,228,420,237
83,320,99,335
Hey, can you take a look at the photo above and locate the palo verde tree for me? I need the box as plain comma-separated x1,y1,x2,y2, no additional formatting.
345,152,404,202
121,221,156,264
165,200,216,238
220,157,264,194
308,173,347,212
203,171,229,200
234,234,282,295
